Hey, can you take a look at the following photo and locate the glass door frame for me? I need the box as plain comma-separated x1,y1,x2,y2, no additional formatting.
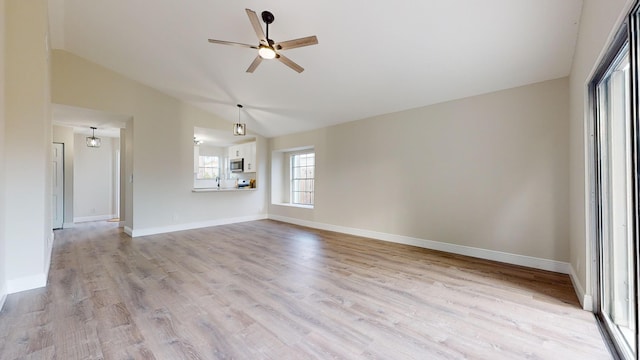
589,5,640,359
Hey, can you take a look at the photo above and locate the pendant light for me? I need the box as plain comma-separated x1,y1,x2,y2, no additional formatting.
234,104,246,136
86,127,101,148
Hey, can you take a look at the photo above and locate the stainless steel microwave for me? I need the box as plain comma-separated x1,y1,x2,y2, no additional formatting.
230,158,244,172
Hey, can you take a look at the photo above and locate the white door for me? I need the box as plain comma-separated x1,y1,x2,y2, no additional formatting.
52,143,64,229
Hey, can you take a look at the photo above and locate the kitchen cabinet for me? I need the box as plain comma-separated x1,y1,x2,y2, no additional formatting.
243,141,256,172
228,144,243,159
228,141,256,173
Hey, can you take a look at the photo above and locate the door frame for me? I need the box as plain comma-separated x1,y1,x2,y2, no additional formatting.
52,142,64,230
589,8,640,359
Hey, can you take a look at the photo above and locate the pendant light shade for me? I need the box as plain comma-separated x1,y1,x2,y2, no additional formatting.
234,104,246,136
233,123,246,136
86,127,101,148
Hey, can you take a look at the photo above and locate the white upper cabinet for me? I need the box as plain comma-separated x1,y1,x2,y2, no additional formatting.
228,141,256,173
228,144,243,159
243,141,256,173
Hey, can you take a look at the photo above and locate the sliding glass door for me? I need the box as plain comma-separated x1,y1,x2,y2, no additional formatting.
591,6,640,359
594,41,636,358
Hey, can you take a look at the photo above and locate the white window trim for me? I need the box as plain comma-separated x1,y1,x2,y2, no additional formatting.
196,155,220,180
271,146,315,208
290,151,315,206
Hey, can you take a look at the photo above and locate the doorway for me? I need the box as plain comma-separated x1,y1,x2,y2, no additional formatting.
52,143,64,229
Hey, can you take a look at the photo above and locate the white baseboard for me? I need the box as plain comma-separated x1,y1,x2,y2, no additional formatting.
6,232,53,295
569,265,593,311
128,214,268,238
7,273,47,294
73,214,115,223
63,222,75,228
0,293,6,311
44,232,54,282
0,280,7,310
268,215,571,274
582,294,594,312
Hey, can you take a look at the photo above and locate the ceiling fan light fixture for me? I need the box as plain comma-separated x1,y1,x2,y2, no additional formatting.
86,127,101,148
207,9,317,73
258,45,276,59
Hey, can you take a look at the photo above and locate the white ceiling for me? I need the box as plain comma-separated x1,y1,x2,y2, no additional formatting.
194,126,256,147
48,0,583,138
52,104,129,138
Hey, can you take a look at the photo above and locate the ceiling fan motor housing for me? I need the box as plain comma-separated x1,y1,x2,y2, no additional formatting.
261,11,274,25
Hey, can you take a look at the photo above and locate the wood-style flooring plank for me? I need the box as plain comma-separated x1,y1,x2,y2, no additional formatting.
0,219,611,359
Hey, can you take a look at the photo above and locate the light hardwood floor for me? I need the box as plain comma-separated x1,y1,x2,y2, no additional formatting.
0,220,610,359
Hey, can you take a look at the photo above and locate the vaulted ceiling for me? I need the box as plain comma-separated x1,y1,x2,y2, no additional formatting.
48,0,583,138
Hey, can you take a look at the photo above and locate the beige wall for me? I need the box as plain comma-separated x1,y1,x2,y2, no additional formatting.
568,0,634,307
52,125,74,226
121,123,133,229
73,134,118,221
4,0,52,292
0,0,7,305
51,50,268,235
270,78,570,263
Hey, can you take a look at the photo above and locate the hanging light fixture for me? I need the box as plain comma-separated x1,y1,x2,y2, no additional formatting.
86,127,101,148
234,104,246,136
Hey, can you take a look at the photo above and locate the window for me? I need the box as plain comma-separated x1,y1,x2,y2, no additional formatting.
291,152,315,205
271,146,315,207
196,155,219,179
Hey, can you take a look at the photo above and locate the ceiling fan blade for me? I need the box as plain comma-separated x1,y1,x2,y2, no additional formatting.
275,36,318,50
246,56,263,73
245,9,267,44
208,39,257,49
277,54,304,73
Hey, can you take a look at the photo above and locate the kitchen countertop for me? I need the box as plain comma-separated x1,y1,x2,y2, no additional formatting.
192,187,257,192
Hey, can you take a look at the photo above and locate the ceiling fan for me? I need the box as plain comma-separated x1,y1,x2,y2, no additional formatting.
208,9,318,73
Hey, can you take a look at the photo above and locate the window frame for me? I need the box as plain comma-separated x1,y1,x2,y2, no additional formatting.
195,155,220,180
290,151,315,206
270,146,315,208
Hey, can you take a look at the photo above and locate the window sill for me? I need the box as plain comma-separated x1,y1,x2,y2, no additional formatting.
272,202,314,209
